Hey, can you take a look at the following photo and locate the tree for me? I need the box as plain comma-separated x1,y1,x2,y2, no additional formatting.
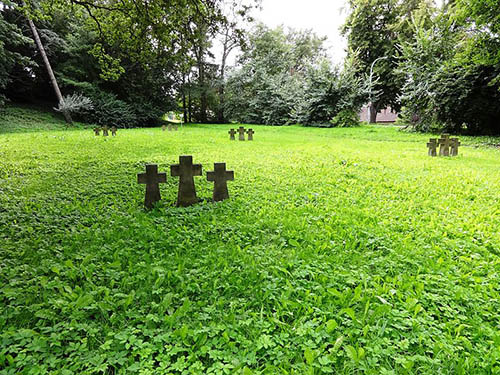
2,0,232,126
295,55,368,126
26,14,72,123
0,5,33,107
225,24,328,125
342,0,426,123
397,4,456,130
397,0,500,134
214,0,258,123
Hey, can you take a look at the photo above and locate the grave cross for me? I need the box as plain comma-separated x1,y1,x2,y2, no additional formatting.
438,134,451,156
170,155,202,207
228,128,236,141
102,125,109,137
207,163,234,202
450,138,461,156
94,127,101,136
111,126,117,136
246,129,254,141
137,164,167,209
427,138,437,157
237,126,246,141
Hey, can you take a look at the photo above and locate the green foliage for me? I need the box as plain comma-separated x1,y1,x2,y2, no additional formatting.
330,109,361,128
78,87,137,128
342,0,418,115
433,64,500,135
0,5,178,127
225,25,365,127
0,104,71,132
297,57,368,127
397,7,457,131
456,0,500,68
0,10,33,106
225,25,330,125
1,110,500,373
397,1,500,134
54,93,94,114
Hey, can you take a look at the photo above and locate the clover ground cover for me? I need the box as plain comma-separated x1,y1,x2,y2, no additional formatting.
0,116,499,374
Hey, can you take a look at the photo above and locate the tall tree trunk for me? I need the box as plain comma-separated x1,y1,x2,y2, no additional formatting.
217,85,225,123
182,90,188,124
188,82,192,123
182,74,188,123
369,104,377,124
27,18,72,124
198,52,208,123
217,29,229,124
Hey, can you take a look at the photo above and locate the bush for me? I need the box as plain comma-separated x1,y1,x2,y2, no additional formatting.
54,93,94,114
76,88,137,128
433,64,500,135
330,109,360,128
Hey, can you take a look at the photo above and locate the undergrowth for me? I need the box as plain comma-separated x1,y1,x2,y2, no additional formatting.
0,110,499,374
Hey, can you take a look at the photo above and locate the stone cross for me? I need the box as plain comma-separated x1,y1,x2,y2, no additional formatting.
137,164,167,209
207,163,234,202
438,134,452,156
237,126,246,141
228,129,236,140
170,155,202,207
450,138,461,156
427,138,437,156
102,125,109,137
111,126,117,136
94,127,101,136
162,125,166,131
247,129,254,141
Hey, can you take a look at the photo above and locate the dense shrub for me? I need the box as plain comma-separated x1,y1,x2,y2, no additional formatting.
330,109,360,128
433,64,500,135
76,87,137,128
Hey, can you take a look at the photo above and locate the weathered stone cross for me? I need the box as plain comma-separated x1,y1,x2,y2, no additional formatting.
207,163,234,202
450,138,461,156
102,125,109,137
111,126,117,136
438,134,451,156
228,128,236,140
170,155,202,207
137,164,167,209
427,138,437,156
94,127,101,136
246,128,254,141
237,126,246,141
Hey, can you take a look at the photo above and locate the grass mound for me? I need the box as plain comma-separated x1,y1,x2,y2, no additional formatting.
0,104,81,133
0,119,499,374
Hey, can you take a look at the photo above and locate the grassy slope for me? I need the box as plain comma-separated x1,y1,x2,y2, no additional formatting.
0,107,499,374
0,105,80,133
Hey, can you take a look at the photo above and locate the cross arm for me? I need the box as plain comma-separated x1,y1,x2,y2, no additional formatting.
170,164,180,177
157,173,167,183
193,164,202,176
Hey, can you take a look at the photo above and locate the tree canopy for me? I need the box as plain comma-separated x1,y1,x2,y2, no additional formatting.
1,0,499,134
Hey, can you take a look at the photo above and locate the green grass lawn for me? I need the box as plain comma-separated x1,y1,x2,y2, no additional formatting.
1,108,499,374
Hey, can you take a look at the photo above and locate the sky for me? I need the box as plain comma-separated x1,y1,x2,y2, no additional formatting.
212,0,350,67
254,0,350,64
